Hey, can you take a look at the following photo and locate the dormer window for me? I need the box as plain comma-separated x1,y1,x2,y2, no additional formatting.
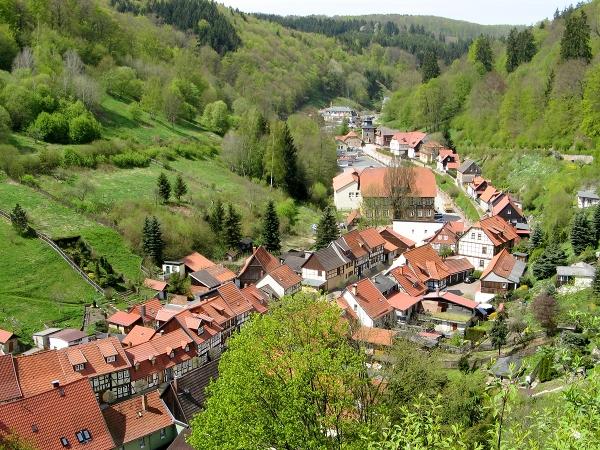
74,363,85,372
105,355,116,363
76,429,92,443
184,344,190,352
169,351,175,359
197,326,205,335
60,437,69,447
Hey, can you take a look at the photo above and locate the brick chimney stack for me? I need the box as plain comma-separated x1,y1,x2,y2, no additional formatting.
351,284,358,296
141,394,148,412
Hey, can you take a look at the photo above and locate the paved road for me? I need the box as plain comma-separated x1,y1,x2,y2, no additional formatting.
351,155,384,169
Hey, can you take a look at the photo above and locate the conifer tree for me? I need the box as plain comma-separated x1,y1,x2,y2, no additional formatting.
474,35,493,72
315,207,339,250
489,314,508,356
142,216,164,265
560,10,592,62
532,243,567,280
142,216,152,256
173,174,188,202
208,199,225,238
506,28,537,73
157,172,171,203
261,201,281,254
280,122,307,200
570,211,591,255
421,48,440,82
530,224,544,248
593,205,600,246
592,265,600,297
10,203,29,235
224,204,242,250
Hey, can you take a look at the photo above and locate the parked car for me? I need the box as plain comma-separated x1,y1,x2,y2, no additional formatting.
434,212,444,222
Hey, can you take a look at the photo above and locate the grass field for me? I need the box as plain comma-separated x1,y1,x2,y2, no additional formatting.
435,174,481,222
0,181,142,281
0,220,100,345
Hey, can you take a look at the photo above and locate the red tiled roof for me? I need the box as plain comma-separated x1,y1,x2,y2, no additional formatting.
183,252,215,272
335,130,360,143
128,298,163,323
387,292,421,311
241,285,269,314
0,379,115,450
204,264,237,283
51,328,87,342
239,246,280,278
0,355,22,403
391,131,427,148
379,227,416,249
423,291,477,310
403,244,450,282
144,278,168,291
108,311,142,328
217,282,255,317
123,326,156,347
336,297,359,322
383,240,398,252
359,166,436,198
346,209,361,225
473,215,519,247
470,176,488,191
333,169,359,191
57,337,131,378
491,195,524,217
358,227,386,249
352,326,397,347
481,248,517,279
0,329,14,344
14,351,83,397
479,185,499,203
448,221,466,234
389,266,428,297
102,390,173,446
428,222,460,246
267,264,302,290
350,279,393,320
443,257,474,275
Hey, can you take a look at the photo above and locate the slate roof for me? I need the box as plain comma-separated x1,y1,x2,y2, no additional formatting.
302,243,351,272
0,378,115,450
372,274,397,294
102,390,174,446
170,358,220,424
556,262,595,278
457,158,480,174
0,354,22,403
578,189,599,200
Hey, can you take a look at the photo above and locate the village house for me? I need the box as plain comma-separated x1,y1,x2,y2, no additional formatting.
419,141,445,164
123,325,156,347
108,310,143,334
333,169,361,211
238,246,281,288
48,328,89,350
340,279,395,328
458,215,519,270
335,130,362,152
418,291,478,334
491,194,527,226
361,116,376,143
256,264,302,299
0,378,115,450
375,126,398,148
386,291,421,324
144,278,168,300
577,189,600,208
280,249,312,275
372,274,398,297
301,242,354,291
456,159,482,187
335,227,386,277
102,391,177,450
189,264,238,296
162,252,215,279
389,131,427,158
378,226,415,264
427,221,466,254
480,249,526,295
0,329,19,355
57,337,133,403
436,148,461,173
556,262,596,290
466,176,490,199
352,326,397,359
478,185,502,211
320,106,357,123
389,265,428,297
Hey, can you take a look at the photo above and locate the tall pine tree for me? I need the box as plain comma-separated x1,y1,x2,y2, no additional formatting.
142,216,164,265
474,35,493,72
280,122,307,200
224,204,242,250
421,48,440,82
571,211,591,255
533,243,567,279
530,224,544,248
157,172,171,203
560,10,592,62
506,28,537,73
315,207,339,250
261,201,281,254
174,174,188,202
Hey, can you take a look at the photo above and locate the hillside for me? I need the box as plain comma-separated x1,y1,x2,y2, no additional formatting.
383,0,600,238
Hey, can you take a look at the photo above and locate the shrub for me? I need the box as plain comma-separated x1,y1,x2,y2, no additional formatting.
111,151,151,168
471,270,482,279
28,111,69,143
128,101,143,122
69,114,101,144
0,104,11,136
20,174,40,188
103,66,143,100
464,326,486,342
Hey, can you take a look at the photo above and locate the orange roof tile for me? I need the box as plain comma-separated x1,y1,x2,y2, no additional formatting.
183,252,215,272
481,248,517,279
473,215,519,247
379,227,416,249
492,195,524,218
443,257,474,275
359,166,436,198
352,326,397,347
391,131,427,148
349,279,393,320
122,326,156,347
204,265,237,283
423,291,477,310
336,297,359,322
108,311,142,328
389,266,428,297
0,354,22,403
14,350,83,398
238,246,280,279
387,292,421,311
144,278,168,291
241,285,269,314
403,244,450,282
57,337,131,378
267,264,302,289
128,298,163,323
358,227,386,249
0,329,14,344
479,185,499,203
102,390,173,446
0,379,115,450
217,283,255,317
333,169,359,191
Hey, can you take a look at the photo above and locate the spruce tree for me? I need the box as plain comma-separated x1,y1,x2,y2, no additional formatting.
560,10,592,62
474,35,493,72
261,201,281,254
315,207,340,250
592,265,600,297
142,216,153,256
10,203,29,235
280,123,307,201
532,243,567,280
157,172,171,203
530,224,544,248
224,204,242,250
571,211,591,255
593,205,600,246
489,314,508,356
173,174,188,202
421,48,440,82
208,199,225,237
149,216,164,265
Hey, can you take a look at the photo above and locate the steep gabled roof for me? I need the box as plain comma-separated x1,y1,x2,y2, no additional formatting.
389,266,428,297
0,329,14,344
0,378,115,450
492,195,524,218
241,285,269,314
182,252,215,272
302,243,350,272
108,311,142,328
102,390,173,446
479,185,500,203
348,279,393,320
122,325,156,347
265,264,302,290
14,350,83,397
473,215,519,247
57,337,131,377
481,249,525,283
238,246,280,278
403,244,450,282
457,158,480,174
0,354,22,403
128,298,163,323
332,169,359,191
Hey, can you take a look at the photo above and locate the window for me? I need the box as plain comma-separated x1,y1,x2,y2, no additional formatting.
353,304,358,311
443,235,448,241
160,429,166,440
60,438,69,447
417,210,423,217
105,355,116,363
507,209,511,215
477,233,482,240
479,260,485,267
139,437,145,448
482,246,487,254
74,363,85,372
76,429,92,443
471,232,475,239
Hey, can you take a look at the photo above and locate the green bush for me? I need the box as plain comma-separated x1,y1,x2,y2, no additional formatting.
472,270,482,279
69,114,101,144
20,174,40,188
464,326,486,342
28,111,69,143
111,151,151,168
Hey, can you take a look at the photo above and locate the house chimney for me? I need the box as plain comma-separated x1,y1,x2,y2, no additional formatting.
140,305,146,321
351,284,358,296
141,394,148,412
51,380,60,389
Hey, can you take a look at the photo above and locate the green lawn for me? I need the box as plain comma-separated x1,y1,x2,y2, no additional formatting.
435,174,481,222
0,220,100,345
0,181,142,281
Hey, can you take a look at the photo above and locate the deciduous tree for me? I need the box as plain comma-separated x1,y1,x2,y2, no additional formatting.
532,292,559,336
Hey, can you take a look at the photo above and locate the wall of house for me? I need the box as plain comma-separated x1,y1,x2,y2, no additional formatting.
457,227,495,269
121,425,177,450
480,280,514,295
334,181,361,211
49,336,88,350
393,221,443,247
256,275,285,298
342,291,374,327
239,263,266,288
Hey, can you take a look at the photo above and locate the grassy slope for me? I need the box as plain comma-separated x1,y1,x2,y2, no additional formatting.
0,220,99,344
